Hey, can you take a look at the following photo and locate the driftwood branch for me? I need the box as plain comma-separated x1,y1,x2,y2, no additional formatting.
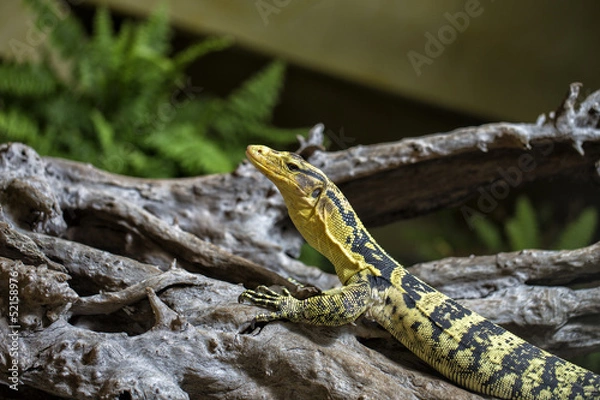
311,83,600,225
0,83,599,399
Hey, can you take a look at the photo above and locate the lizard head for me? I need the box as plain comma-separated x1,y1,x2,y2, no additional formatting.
246,145,326,216
246,144,338,270
247,145,384,283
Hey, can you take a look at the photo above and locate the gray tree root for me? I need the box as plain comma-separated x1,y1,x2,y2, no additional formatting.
0,83,599,399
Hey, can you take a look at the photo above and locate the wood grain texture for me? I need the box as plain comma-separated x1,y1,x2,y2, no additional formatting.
0,83,598,399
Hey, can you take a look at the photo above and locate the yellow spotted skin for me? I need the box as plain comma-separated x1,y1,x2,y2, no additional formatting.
239,145,600,399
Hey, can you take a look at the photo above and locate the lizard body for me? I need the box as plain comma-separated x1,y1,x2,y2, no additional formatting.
239,145,600,399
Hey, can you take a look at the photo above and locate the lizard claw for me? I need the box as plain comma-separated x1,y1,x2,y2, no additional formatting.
238,286,287,307
238,319,269,335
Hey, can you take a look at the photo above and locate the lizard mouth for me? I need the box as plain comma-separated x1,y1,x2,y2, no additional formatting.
246,145,283,178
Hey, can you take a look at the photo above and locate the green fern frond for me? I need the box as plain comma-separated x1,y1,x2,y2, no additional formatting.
207,60,301,151
92,7,114,49
90,109,114,151
145,124,233,174
113,20,135,56
39,92,92,132
76,57,98,95
76,8,119,97
210,114,302,149
470,214,504,252
181,137,233,174
505,196,540,250
129,145,177,178
226,61,285,122
7,3,303,178
0,63,57,96
133,3,171,58
23,0,88,59
173,36,234,69
554,208,598,250
0,108,40,142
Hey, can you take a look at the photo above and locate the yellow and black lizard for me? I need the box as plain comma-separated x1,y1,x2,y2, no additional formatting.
239,145,600,399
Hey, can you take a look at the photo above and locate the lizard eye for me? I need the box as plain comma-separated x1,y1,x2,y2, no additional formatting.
286,163,300,172
311,188,322,198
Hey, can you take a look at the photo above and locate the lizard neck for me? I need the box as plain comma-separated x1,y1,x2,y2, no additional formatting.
288,185,400,283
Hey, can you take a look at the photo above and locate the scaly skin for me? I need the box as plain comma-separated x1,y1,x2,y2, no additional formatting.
239,145,600,399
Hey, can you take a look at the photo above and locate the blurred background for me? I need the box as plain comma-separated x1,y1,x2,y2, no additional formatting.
0,0,599,369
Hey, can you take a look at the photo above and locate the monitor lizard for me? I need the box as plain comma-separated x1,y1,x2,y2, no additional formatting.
239,145,600,399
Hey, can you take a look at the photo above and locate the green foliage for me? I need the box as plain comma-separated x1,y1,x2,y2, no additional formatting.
554,207,598,250
470,195,598,252
392,196,598,264
0,2,304,177
470,213,504,252
505,196,540,250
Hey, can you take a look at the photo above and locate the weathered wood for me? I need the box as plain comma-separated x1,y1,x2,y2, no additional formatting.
311,83,600,226
0,83,598,399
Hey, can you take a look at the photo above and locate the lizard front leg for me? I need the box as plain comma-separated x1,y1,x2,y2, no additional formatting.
238,277,372,333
